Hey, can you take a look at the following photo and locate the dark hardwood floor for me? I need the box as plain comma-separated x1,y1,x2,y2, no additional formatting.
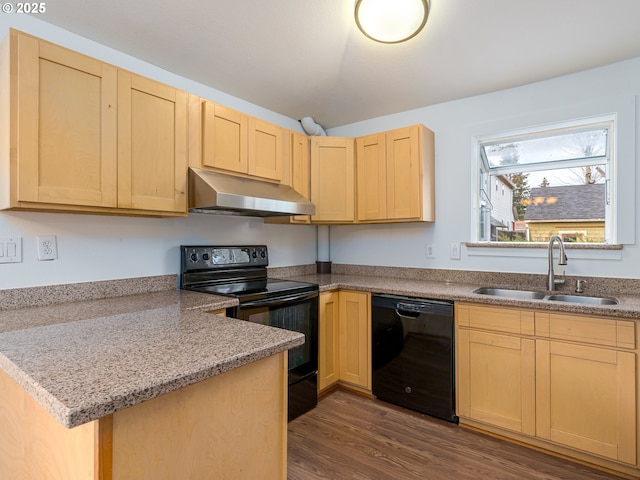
288,390,627,480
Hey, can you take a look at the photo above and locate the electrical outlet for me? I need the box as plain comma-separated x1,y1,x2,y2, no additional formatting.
37,235,58,261
425,244,435,259
450,242,461,260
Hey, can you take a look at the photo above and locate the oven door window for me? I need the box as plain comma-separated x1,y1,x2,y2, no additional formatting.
240,298,318,378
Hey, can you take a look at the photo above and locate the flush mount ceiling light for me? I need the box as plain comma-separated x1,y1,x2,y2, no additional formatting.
355,0,430,44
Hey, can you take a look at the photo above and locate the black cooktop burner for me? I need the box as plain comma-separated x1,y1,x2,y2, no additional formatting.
188,278,318,301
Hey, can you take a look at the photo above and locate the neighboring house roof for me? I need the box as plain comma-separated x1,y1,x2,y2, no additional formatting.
524,184,605,221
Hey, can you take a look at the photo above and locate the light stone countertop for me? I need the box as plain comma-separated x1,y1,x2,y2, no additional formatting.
285,273,640,319
3,269,639,430
0,289,304,428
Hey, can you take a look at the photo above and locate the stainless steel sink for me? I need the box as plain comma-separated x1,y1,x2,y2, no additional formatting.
473,287,618,305
473,287,546,300
546,294,618,305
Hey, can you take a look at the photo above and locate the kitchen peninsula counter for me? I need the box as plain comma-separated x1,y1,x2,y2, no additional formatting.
0,288,302,479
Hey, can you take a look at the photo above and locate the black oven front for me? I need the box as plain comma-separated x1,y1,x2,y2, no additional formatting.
228,289,319,421
180,245,319,421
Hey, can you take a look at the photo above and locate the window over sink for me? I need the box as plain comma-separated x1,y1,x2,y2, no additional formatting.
476,117,614,244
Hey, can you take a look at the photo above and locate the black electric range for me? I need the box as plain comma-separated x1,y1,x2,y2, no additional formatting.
179,245,319,421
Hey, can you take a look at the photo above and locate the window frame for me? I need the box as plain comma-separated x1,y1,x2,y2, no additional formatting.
473,115,616,244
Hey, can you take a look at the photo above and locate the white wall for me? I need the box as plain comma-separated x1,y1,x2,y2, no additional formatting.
0,16,316,290
328,59,640,279
0,212,316,290
3,15,640,288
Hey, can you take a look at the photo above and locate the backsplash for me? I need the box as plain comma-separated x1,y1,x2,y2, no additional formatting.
0,275,177,310
3,264,639,311
328,264,640,297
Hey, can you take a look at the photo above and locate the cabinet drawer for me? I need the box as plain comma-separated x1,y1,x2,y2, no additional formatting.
536,312,635,349
456,303,534,336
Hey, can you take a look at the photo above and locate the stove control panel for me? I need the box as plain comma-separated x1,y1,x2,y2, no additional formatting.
181,245,268,272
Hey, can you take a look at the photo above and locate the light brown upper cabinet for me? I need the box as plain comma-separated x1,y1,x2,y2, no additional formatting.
355,133,387,221
310,136,355,223
3,30,118,210
201,100,284,182
310,124,435,224
356,125,435,223
201,102,248,174
117,72,188,213
248,117,284,181
265,130,312,225
288,131,311,223
0,29,188,216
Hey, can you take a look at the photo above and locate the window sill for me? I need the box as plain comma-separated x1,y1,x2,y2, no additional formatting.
465,242,622,260
465,242,622,250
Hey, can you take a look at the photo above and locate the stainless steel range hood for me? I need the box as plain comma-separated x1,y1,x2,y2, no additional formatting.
188,168,316,217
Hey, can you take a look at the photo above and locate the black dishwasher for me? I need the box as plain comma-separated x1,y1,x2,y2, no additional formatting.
372,294,456,423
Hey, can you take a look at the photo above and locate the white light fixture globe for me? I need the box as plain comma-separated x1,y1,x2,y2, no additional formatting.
355,0,429,44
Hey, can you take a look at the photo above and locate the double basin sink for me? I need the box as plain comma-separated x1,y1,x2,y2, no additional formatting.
473,287,618,306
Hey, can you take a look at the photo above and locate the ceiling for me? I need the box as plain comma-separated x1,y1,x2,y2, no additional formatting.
34,0,640,129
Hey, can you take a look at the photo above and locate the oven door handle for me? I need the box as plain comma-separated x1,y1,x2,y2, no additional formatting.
240,291,318,308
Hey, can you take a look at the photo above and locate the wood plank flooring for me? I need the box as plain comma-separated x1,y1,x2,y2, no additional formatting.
288,390,627,480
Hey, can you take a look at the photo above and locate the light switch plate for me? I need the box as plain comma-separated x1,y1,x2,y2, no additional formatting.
450,242,461,260
0,237,23,263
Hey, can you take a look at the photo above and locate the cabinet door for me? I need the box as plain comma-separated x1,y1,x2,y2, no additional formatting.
536,340,636,464
356,133,387,221
310,136,355,223
289,131,311,224
386,126,422,220
14,31,117,207
117,72,187,213
201,101,248,174
457,328,535,435
339,291,371,389
248,117,283,182
319,292,340,391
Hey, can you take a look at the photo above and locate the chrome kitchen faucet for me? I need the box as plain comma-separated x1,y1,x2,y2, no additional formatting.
547,236,568,291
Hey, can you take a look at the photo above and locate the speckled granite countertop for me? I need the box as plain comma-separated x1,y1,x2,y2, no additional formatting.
284,273,640,319
3,268,639,429
0,289,304,429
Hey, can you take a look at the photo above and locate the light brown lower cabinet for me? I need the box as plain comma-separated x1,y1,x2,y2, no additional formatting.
536,339,636,465
339,291,371,389
319,291,340,390
0,352,288,480
318,290,371,393
456,302,638,477
457,328,536,435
